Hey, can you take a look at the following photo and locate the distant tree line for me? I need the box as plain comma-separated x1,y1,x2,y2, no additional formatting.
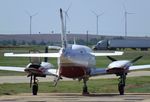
0,40,56,46
0,37,117,46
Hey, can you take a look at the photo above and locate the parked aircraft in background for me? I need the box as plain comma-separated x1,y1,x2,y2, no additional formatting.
0,9,150,95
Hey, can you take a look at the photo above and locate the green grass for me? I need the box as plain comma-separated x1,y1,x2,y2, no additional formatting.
0,76,149,95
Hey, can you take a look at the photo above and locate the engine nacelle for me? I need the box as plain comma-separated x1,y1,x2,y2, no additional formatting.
106,67,128,74
25,62,54,77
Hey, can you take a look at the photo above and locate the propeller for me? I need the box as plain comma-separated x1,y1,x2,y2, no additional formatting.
131,56,143,63
44,46,48,62
107,56,143,63
107,56,117,62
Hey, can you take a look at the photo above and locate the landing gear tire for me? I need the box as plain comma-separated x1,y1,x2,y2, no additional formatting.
117,73,126,95
82,86,89,95
118,84,124,95
82,78,89,95
32,83,38,95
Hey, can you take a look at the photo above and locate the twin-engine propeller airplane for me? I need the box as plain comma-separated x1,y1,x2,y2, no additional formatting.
0,8,150,95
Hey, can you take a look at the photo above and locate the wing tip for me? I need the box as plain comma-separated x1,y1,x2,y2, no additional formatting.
4,53,14,56
114,51,124,55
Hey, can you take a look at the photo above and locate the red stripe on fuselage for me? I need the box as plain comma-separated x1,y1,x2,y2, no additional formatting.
59,66,86,78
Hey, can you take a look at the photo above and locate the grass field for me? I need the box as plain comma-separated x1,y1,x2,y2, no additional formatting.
0,46,150,95
0,76,149,95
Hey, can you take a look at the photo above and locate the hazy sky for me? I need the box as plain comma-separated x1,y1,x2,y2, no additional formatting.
0,0,150,36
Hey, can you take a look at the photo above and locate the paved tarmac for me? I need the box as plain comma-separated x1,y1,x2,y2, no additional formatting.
0,71,150,84
0,93,150,102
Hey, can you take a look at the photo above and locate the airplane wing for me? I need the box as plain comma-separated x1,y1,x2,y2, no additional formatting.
45,69,58,76
0,66,58,77
91,51,123,56
90,68,107,76
4,53,60,58
90,64,150,76
0,66,25,72
129,65,150,71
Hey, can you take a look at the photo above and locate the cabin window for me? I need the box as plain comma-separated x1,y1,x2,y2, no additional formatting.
80,50,83,53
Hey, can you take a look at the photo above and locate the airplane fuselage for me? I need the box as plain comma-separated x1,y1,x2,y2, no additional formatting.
58,44,95,78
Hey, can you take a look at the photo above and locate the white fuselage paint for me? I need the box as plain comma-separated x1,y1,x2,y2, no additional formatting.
57,44,96,78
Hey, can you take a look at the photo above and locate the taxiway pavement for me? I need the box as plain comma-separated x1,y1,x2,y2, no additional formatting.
0,93,150,102
0,71,149,84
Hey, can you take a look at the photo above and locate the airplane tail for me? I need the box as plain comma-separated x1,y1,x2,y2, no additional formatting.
60,8,68,48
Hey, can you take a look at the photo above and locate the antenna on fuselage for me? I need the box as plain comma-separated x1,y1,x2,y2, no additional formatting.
60,8,68,48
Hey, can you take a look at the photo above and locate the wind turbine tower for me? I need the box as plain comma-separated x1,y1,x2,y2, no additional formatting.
63,4,71,33
123,5,134,37
92,11,104,35
26,11,38,35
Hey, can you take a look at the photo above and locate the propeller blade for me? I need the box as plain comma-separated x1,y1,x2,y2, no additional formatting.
131,56,143,63
44,46,48,62
107,56,117,62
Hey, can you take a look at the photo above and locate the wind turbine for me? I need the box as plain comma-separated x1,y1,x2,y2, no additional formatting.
26,11,38,35
92,11,104,35
123,4,135,37
63,4,72,33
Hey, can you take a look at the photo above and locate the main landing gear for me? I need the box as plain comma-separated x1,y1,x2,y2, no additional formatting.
82,78,89,95
30,75,38,95
117,73,126,95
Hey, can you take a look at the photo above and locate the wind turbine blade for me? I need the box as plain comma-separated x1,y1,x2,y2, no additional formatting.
32,12,38,17
98,12,104,17
66,3,72,12
25,10,31,16
91,10,97,16
122,3,126,11
127,12,135,14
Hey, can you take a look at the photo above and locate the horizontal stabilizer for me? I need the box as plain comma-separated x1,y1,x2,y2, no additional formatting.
0,66,25,72
48,46,61,50
91,51,123,56
4,53,60,58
